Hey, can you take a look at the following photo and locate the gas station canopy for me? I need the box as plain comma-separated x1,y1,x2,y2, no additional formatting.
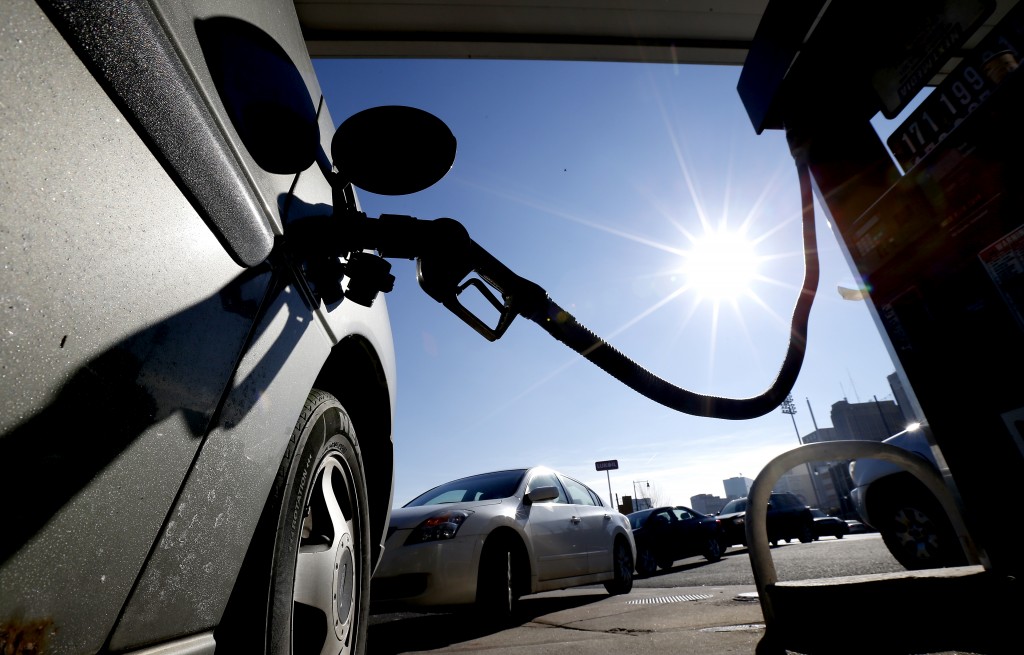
295,0,1015,87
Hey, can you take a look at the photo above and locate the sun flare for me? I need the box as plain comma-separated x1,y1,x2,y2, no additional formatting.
680,229,759,301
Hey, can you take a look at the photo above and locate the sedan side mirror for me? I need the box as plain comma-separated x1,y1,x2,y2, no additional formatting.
525,486,559,504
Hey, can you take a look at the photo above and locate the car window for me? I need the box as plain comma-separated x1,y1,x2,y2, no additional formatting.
526,471,569,504
404,469,527,507
559,475,599,506
587,488,605,507
649,509,673,525
673,507,694,521
771,494,792,508
721,499,747,513
628,509,652,529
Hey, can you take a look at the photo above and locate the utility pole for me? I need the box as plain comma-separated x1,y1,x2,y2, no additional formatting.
632,480,650,509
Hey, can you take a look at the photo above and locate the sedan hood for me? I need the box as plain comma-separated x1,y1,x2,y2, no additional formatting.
389,499,507,529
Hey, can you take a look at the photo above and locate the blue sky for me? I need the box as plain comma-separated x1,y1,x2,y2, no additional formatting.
314,58,912,509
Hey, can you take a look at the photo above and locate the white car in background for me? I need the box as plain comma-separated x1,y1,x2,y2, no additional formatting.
849,428,969,570
371,467,635,621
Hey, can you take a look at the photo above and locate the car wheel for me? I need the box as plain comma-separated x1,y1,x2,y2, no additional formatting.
876,489,968,571
477,537,522,623
655,556,675,571
265,389,371,655
604,537,634,595
835,532,844,539
702,536,722,562
635,545,657,577
798,523,814,544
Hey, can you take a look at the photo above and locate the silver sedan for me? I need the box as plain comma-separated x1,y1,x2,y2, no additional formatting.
371,467,635,621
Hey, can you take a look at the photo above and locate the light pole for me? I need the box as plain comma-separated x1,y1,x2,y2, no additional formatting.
781,394,822,507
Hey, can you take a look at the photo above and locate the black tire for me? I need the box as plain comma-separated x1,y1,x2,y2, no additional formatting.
835,532,844,539
702,536,723,563
268,389,371,655
655,556,675,571
635,545,657,577
876,488,968,571
604,537,634,595
797,523,815,544
476,537,522,623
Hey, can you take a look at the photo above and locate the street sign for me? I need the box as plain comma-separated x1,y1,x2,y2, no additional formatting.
595,459,618,471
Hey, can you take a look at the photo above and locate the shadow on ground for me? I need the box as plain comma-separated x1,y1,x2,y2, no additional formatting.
367,592,608,654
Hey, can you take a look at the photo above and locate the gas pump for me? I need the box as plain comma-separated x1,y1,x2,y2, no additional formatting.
737,0,1024,585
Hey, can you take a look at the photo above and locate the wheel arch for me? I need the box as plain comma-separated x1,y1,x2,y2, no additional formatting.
313,334,394,570
613,532,635,562
480,526,532,595
861,470,929,528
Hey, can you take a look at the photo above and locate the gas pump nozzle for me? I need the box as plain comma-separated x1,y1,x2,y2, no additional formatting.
347,212,549,341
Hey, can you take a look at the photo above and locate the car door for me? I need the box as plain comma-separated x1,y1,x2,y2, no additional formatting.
523,471,589,580
669,507,707,558
558,474,616,575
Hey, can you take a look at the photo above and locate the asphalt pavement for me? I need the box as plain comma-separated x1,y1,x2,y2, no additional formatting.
368,577,1002,655
369,584,768,655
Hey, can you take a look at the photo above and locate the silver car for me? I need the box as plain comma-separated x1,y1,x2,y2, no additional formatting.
372,467,636,620
849,429,969,570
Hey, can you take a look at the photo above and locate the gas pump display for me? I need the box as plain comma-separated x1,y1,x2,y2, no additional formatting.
887,0,1024,170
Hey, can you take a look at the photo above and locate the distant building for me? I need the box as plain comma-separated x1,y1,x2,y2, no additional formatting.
831,398,903,441
800,426,838,444
694,377,915,517
774,469,817,506
887,371,922,424
723,476,753,500
690,493,727,515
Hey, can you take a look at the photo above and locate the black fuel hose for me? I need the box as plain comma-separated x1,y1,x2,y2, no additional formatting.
333,145,819,421
518,158,818,420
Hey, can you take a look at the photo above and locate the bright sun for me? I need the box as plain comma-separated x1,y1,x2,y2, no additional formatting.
681,229,759,301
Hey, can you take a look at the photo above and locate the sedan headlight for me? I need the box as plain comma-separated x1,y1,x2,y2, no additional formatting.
405,510,473,545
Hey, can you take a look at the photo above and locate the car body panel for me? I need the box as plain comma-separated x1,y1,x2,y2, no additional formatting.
524,501,591,579
849,429,938,529
810,508,850,539
718,492,814,546
556,473,619,576
2,0,396,651
371,467,635,609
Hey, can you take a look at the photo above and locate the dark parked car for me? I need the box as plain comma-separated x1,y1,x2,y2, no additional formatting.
627,505,725,576
810,508,851,539
717,492,815,547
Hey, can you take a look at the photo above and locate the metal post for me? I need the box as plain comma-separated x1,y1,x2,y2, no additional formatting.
606,470,613,509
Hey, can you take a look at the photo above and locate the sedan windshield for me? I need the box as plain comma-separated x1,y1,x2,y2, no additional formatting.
627,509,653,530
404,469,527,507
